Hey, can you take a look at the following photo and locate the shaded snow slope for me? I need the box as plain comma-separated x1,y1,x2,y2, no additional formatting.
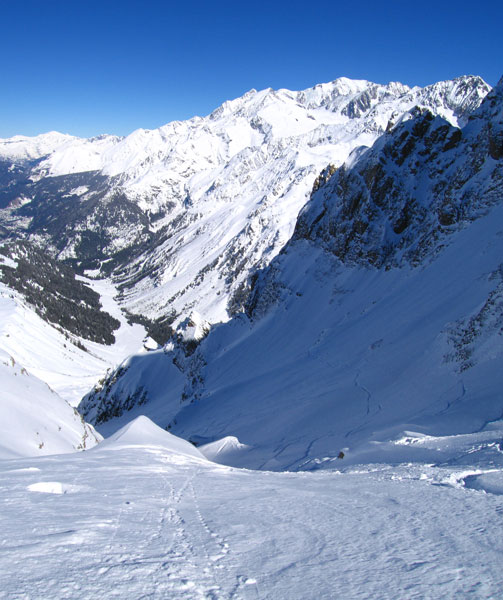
0,348,101,459
0,430,502,599
87,205,503,469
81,79,503,471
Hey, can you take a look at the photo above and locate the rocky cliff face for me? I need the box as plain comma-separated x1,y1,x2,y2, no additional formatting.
293,79,503,270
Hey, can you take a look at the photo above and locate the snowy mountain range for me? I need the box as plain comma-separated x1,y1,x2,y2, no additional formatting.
0,75,490,330
0,73,499,451
0,73,495,459
1,73,503,599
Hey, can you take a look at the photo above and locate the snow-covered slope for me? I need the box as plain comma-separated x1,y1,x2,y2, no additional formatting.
81,78,503,471
0,132,78,162
0,347,101,459
0,269,146,407
0,76,491,329
0,230,149,402
1,74,502,597
0,73,496,464
0,131,121,167
0,234,145,461
1,417,502,599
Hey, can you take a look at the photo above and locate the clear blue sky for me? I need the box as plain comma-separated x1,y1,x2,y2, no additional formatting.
1,0,501,138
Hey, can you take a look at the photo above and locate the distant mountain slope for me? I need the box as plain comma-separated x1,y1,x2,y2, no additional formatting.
80,78,503,471
0,240,120,344
0,76,491,329
0,272,146,407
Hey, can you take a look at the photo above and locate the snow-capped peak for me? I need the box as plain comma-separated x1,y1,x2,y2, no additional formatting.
0,131,77,161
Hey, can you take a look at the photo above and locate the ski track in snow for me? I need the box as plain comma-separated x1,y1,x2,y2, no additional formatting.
0,448,262,600
1,436,503,600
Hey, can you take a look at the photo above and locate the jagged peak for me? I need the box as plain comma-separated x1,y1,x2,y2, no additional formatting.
330,76,372,92
487,75,503,99
423,74,489,91
465,74,503,124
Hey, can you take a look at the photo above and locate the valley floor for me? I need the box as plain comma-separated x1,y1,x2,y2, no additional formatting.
1,425,502,599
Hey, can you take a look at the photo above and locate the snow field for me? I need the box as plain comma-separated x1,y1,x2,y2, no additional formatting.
0,418,502,599
93,201,503,474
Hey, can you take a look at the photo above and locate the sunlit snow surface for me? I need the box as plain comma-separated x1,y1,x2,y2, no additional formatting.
0,417,502,599
0,76,500,598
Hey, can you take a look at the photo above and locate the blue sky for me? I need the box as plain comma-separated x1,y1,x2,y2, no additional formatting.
1,0,501,138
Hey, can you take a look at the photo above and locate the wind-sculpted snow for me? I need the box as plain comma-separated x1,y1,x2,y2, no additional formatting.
1,417,502,599
80,76,503,474
99,415,205,460
0,76,491,327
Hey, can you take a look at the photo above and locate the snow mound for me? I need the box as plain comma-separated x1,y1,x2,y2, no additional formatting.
463,471,503,496
199,436,251,466
99,415,205,459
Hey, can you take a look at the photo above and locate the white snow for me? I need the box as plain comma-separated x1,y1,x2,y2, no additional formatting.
199,435,252,465
0,131,76,161
27,481,88,494
0,255,18,269
0,74,500,598
0,416,501,599
464,471,503,495
0,77,490,328
88,198,503,472
179,311,211,343
99,416,205,460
